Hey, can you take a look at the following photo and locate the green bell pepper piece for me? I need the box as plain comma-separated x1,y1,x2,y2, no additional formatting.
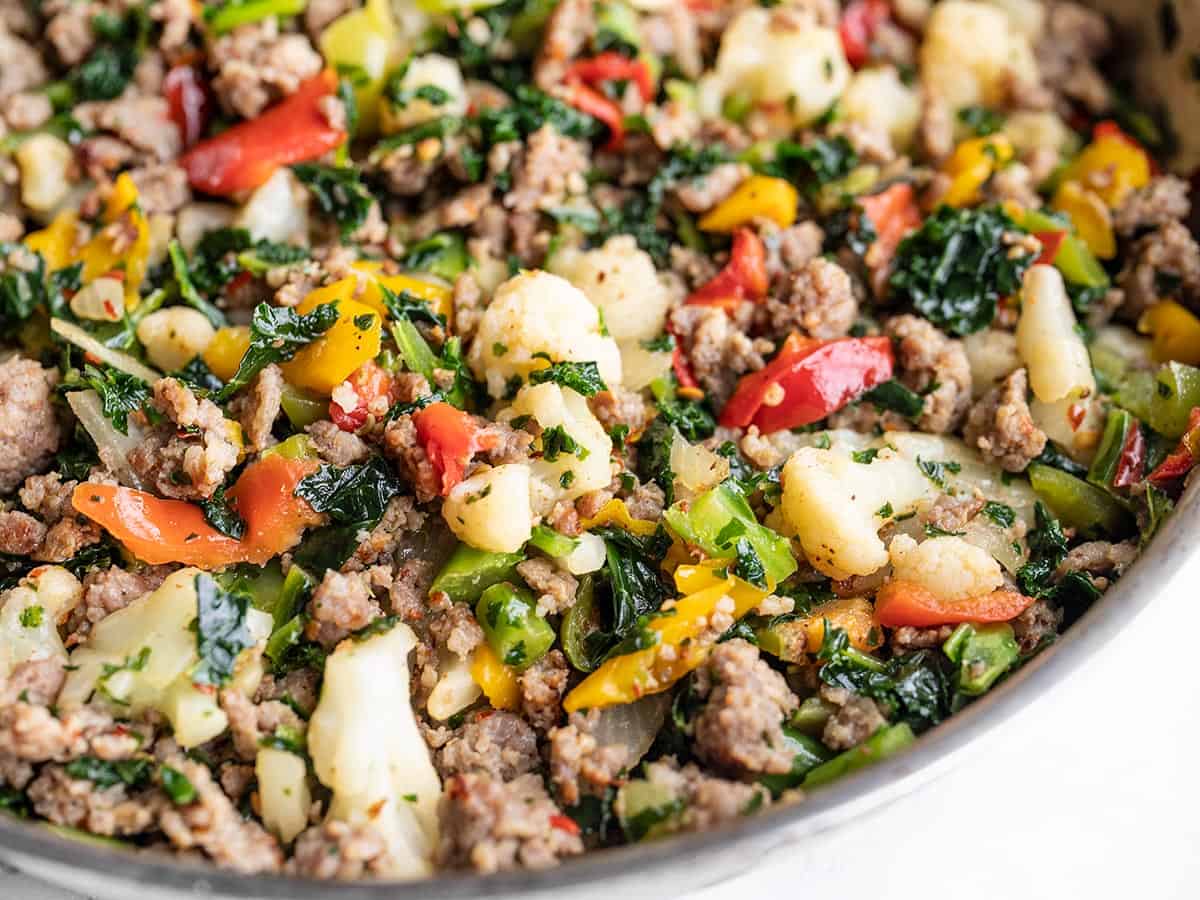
403,233,469,283
390,319,438,384
1019,209,1109,288
617,779,683,842
207,0,306,34
759,726,834,796
1027,463,1132,538
279,385,327,429
528,525,580,559
803,723,916,788
261,433,317,460
476,582,556,670
430,543,524,604
943,622,1019,696
1149,361,1200,438
1087,408,1139,488
561,574,604,672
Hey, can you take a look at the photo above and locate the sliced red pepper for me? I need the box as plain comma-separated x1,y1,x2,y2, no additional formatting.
330,360,396,432
164,64,212,148
70,455,321,568
563,80,626,152
1111,419,1147,488
875,580,1036,628
685,228,769,312
549,813,581,835
565,52,654,103
413,402,483,496
719,334,894,433
858,182,922,275
180,69,345,196
1033,230,1067,267
665,321,699,390
839,0,890,68
1148,407,1200,489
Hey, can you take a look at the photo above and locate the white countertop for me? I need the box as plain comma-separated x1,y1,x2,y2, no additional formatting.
5,555,1198,900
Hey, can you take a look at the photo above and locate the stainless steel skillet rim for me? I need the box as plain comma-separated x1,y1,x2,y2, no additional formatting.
1,479,1194,899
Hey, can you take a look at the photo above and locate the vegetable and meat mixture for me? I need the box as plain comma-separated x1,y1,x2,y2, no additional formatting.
0,0,1196,881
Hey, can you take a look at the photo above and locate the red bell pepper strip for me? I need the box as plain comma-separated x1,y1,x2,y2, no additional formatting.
180,69,345,196
70,455,321,568
565,52,654,103
664,322,699,390
685,228,769,312
330,360,396,432
1033,230,1067,267
1148,407,1200,490
164,64,212,148
719,334,894,433
839,0,890,68
858,182,922,274
875,580,1036,628
413,402,486,495
563,80,626,152
1111,418,1147,488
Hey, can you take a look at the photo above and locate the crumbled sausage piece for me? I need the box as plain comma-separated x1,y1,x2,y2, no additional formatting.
346,496,426,571
516,558,579,617
636,757,771,833
220,691,304,761
306,419,371,466
289,820,392,879
889,624,956,653
230,364,282,452
67,566,165,644
534,0,595,90
819,685,888,751
921,492,985,533
765,257,858,341
548,710,629,807
589,388,651,437
209,18,323,120
504,125,590,214
693,639,798,776
0,356,63,494
672,162,749,214
963,368,1047,472
428,600,484,659
27,765,156,836
1117,220,1200,319
1113,175,1191,237
1009,599,1064,654
437,711,540,782
305,570,382,647
436,772,583,872
0,511,45,556
1054,540,1138,580
670,305,768,409
383,415,441,503
885,314,973,434
518,650,570,733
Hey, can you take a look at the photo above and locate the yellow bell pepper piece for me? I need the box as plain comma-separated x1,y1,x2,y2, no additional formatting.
24,212,79,271
1138,300,1200,366
1051,181,1115,259
225,420,246,462
579,498,659,537
940,135,1014,208
280,279,383,395
1058,131,1150,208
470,643,520,711
351,261,455,323
698,175,799,232
203,326,251,383
320,0,397,136
74,173,151,308
563,569,770,712
795,596,883,653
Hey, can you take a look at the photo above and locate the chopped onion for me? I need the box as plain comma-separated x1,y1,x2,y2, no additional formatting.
564,532,606,575
51,318,161,384
65,390,146,489
670,430,729,497
426,653,482,721
589,693,671,766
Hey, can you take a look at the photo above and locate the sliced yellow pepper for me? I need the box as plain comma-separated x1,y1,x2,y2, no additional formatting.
203,326,251,382
563,568,770,712
940,135,1014,208
579,498,658,537
320,0,397,136
1058,130,1150,208
1138,300,1200,366
280,279,384,395
351,261,454,323
77,173,151,307
470,642,520,711
698,175,799,232
24,211,79,271
794,596,883,653
1051,181,1115,259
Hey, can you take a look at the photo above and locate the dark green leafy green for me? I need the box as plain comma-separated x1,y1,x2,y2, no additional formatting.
594,526,672,640
761,137,858,193
1016,501,1101,627
957,105,1004,136
168,240,227,328
649,375,715,441
528,355,608,396
64,756,152,789
635,417,677,504
200,486,246,540
192,574,255,687
292,164,375,238
218,301,338,400
380,285,446,329
159,766,197,805
862,380,925,419
982,501,1016,527
0,246,47,329
402,232,469,282
79,365,150,435
294,456,403,524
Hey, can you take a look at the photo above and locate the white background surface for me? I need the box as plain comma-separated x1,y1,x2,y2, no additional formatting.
3,555,1197,900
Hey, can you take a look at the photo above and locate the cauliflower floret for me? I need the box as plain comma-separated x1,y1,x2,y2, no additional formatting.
557,236,672,343
426,653,481,722
468,271,623,399
0,566,82,681
706,7,850,127
256,748,312,844
780,444,933,579
307,623,440,880
888,534,1004,602
840,66,922,152
1016,265,1096,404
442,463,535,553
919,0,1037,112
235,168,309,244
963,329,1021,398
505,382,613,503
381,53,468,132
59,569,272,747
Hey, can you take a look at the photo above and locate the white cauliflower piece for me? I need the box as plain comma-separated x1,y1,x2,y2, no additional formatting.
506,382,613,502
709,7,850,127
1017,265,1096,404
558,235,672,343
235,168,309,245
780,444,933,579
426,652,481,722
888,533,1004,602
840,66,922,151
59,569,272,747
308,623,440,880
920,0,1037,112
617,340,673,392
0,566,82,681
468,271,623,398
383,53,468,131
442,463,535,553
963,328,1021,398
256,748,312,844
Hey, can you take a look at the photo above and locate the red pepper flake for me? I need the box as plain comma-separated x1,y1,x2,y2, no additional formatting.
550,814,580,835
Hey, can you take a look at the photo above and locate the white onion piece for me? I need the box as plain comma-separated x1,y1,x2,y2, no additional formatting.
426,653,482,721
589,693,671,767
51,318,160,384
564,532,606,575
65,390,147,489
670,431,729,497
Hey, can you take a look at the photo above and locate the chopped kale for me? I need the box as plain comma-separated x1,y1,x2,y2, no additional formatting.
159,766,198,805
168,240,229,328
595,526,673,641
981,501,1016,528
380,285,446,329
200,486,246,540
292,164,375,238
64,756,153,789
402,232,470,282
79,364,150,435
0,246,48,329
528,355,608,396
763,137,858,193
636,417,677,505
650,375,716,442
217,301,339,400
192,574,255,687
862,380,925,419
957,105,1004,136
1017,501,1101,626
294,456,403,524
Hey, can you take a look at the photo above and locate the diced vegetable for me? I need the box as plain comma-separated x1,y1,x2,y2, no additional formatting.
874,579,1034,628
758,726,833,796
470,642,521,710
475,582,556,670
529,525,580,559
441,464,535,553
1139,300,1200,367
1147,407,1200,490
1026,463,1132,538
943,622,1019,694
1050,181,1114,259
431,544,524,603
697,175,798,232
940,135,1013,208
280,282,383,396
255,747,311,844
1015,207,1109,289
617,778,683,842
1058,120,1151,209
1016,265,1096,404
684,228,768,311
1087,408,1146,490
802,722,915,787
757,595,883,659
0,567,81,681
